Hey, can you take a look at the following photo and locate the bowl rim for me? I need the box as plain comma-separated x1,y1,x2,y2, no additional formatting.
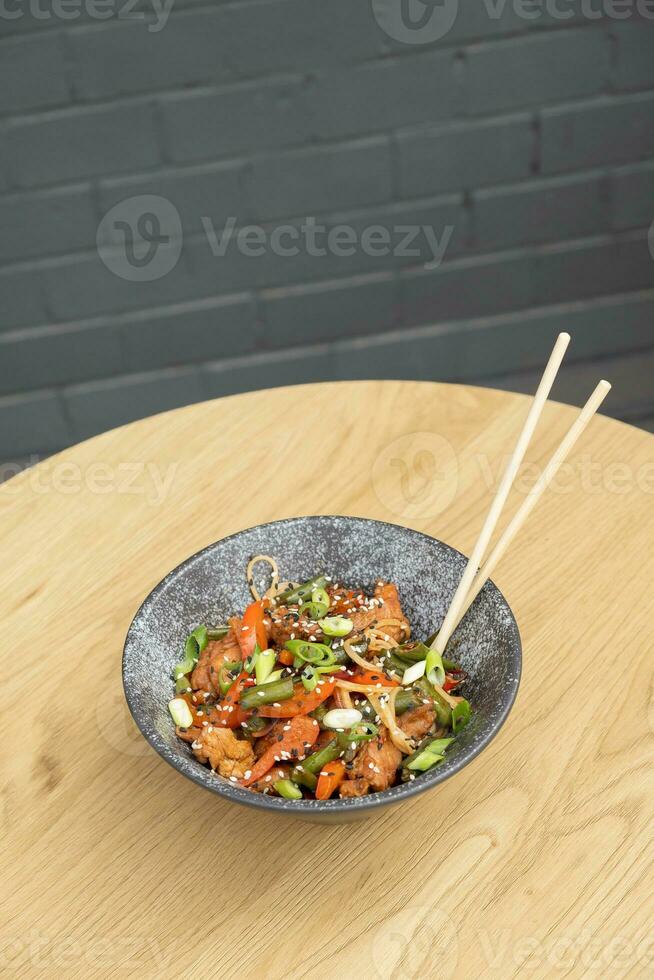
122,515,522,814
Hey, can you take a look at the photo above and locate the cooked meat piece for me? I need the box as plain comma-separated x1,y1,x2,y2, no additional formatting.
350,582,410,644
190,628,241,695
176,724,201,743
327,587,368,617
348,725,402,792
266,605,324,646
192,726,255,779
339,778,370,798
397,704,435,741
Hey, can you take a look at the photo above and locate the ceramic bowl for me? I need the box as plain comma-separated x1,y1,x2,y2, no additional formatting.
123,516,521,822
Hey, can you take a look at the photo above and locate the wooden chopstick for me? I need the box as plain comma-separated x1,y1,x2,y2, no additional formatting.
432,332,571,655
452,379,612,630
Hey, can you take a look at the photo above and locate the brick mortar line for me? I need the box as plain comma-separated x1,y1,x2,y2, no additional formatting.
0,22,642,127
1,287,653,405
1,84,652,201
2,160,652,276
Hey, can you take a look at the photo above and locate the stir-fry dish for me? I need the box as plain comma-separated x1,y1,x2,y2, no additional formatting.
168,556,472,801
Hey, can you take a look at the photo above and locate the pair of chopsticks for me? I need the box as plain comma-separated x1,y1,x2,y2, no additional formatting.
432,333,611,655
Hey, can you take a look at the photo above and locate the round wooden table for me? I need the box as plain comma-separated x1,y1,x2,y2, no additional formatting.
3,381,653,979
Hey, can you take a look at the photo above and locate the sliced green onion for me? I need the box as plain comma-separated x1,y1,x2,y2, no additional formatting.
218,664,237,696
322,708,363,729
299,600,329,620
239,676,294,711
340,721,379,744
425,649,445,687
273,779,303,800
284,640,336,667
207,626,229,641
262,668,284,685
254,648,275,684
405,737,454,773
301,666,318,692
273,575,327,607
402,660,426,685
168,698,193,728
452,699,472,733
318,615,354,638
175,674,192,694
299,588,330,620
172,625,210,680
311,586,330,607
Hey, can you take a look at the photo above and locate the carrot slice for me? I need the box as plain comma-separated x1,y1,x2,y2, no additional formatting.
315,760,346,800
240,715,320,786
278,649,295,667
258,676,336,718
351,669,399,688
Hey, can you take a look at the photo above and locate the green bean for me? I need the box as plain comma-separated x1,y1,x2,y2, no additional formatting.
296,738,341,777
394,688,421,715
451,699,471,733
272,575,327,606
413,677,452,727
289,767,318,791
241,715,270,736
273,779,303,800
238,676,294,711
402,737,454,778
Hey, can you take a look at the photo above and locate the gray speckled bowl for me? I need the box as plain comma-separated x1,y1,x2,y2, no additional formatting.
123,516,521,822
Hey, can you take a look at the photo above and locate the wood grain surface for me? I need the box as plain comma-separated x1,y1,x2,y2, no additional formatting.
2,380,653,980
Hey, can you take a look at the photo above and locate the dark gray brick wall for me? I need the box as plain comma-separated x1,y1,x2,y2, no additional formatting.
0,5,653,465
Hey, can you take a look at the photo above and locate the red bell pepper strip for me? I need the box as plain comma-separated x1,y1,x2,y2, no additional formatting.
234,601,268,660
212,671,250,729
240,715,320,786
315,760,346,800
258,675,336,718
